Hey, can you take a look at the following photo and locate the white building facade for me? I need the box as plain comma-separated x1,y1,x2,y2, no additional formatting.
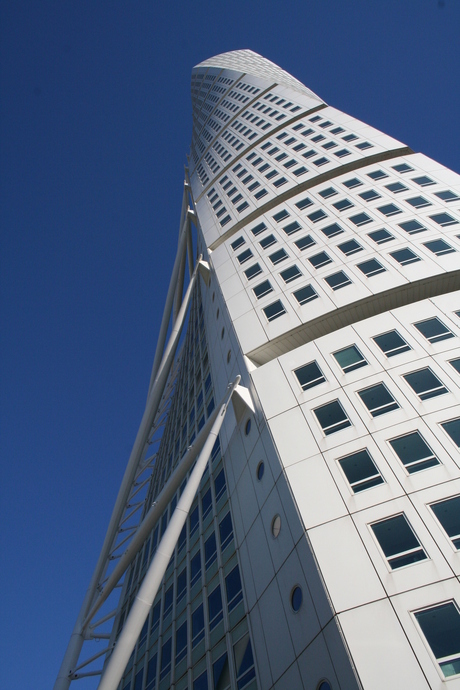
57,50,460,690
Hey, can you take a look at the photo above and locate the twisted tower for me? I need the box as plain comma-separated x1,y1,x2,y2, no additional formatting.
56,50,460,690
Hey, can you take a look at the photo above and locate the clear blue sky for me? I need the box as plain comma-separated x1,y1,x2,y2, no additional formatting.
1,1,459,688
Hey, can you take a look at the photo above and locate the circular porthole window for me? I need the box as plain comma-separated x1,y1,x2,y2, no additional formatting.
216,308,220,319
244,419,251,436
256,461,264,480
227,350,231,364
221,327,225,340
271,514,281,538
317,682,332,690
290,586,303,612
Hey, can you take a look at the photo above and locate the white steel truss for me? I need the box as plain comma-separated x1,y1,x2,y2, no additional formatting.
54,178,230,690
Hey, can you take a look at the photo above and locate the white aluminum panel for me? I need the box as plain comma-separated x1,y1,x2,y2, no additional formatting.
308,515,386,613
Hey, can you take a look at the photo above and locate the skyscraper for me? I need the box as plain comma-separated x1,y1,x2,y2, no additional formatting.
56,50,460,690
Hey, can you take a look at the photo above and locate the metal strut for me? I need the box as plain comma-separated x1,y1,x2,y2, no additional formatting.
54,181,202,690
97,376,241,690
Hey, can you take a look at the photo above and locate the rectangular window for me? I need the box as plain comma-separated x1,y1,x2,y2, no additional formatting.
309,251,332,269
403,368,448,400
442,418,460,447
244,263,262,281
283,221,301,235
263,300,286,321
392,163,413,173
189,505,199,537
333,345,367,373
412,175,435,187
414,317,454,343
254,188,268,200
357,258,386,277
280,265,302,283
318,186,337,199
163,584,173,620
259,234,276,249
231,237,245,251
350,212,372,227
389,431,439,473
334,149,350,158
390,248,421,266
213,653,229,690
214,468,227,502
253,280,273,299
208,584,224,630
273,176,288,188
205,532,217,569
273,209,290,222
294,166,308,177
368,228,394,244
359,189,381,202
293,284,318,305
225,565,243,611
321,223,344,239
377,203,402,217
325,271,352,290
314,400,351,435
431,497,460,549
450,358,460,374
177,568,187,605
333,198,354,212
146,654,157,690
314,156,330,166
234,635,256,690
192,603,205,647
294,361,326,390
338,239,363,256
295,234,315,251
339,449,384,493
295,196,313,210
415,602,460,677
160,637,172,680
435,190,460,203
190,550,201,588
424,239,455,256
250,222,266,236
371,514,426,569
269,249,288,265
398,220,426,235
308,209,328,223
219,512,234,551
358,383,399,417
343,134,358,142
237,249,253,265
385,182,408,194
373,330,411,357
430,212,459,227
406,195,431,209
343,177,363,189
175,620,187,664
201,488,212,520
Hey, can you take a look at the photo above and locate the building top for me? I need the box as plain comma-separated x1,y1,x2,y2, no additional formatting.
194,49,323,103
